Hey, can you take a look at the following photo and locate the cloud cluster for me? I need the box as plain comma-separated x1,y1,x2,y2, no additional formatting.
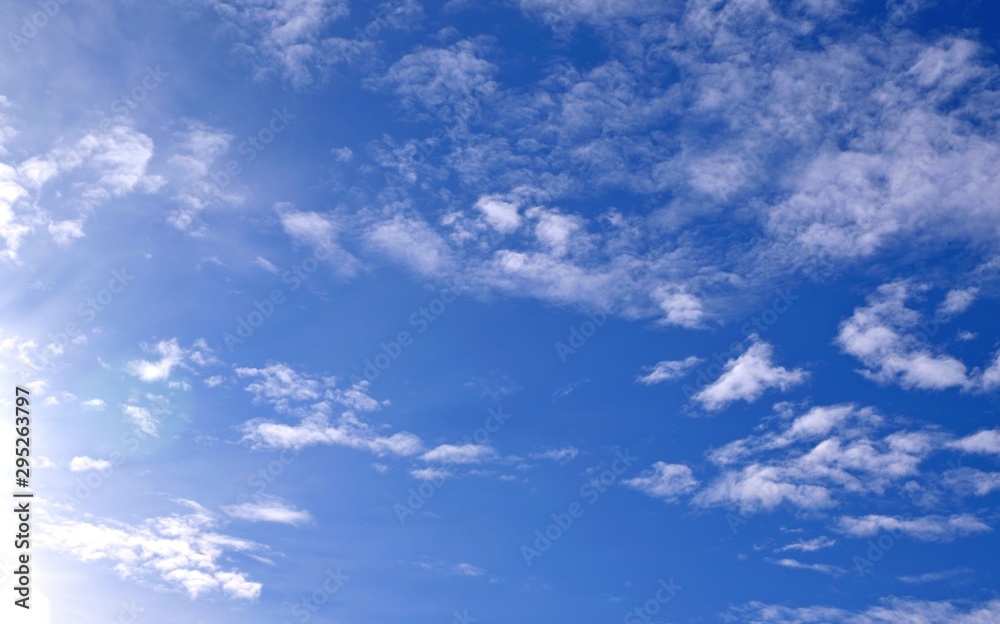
630,402,999,538
726,598,1000,623
40,500,263,600
836,281,1000,391
125,338,220,383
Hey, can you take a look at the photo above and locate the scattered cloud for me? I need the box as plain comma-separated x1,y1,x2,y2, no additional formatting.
897,568,972,584
949,429,1000,455
637,356,703,385
221,496,312,526
68,456,112,472
939,287,979,316
81,398,106,411
530,447,579,463
625,462,699,503
123,405,159,438
834,282,1000,391
125,338,187,382
766,557,846,576
692,338,807,411
836,514,991,542
775,536,836,553
421,443,496,464
726,598,1000,623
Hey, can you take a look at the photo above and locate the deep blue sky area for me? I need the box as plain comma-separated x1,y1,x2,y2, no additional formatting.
1,1,1000,623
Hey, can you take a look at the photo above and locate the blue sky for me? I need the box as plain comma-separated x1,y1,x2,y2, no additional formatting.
1,0,1000,622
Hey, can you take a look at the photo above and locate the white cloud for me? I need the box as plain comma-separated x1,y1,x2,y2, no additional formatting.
949,429,1000,455
125,338,186,382
167,121,238,229
277,204,360,278
766,557,845,576
237,365,381,412
695,464,833,514
48,219,85,246
81,398,106,411
366,214,452,277
692,338,808,411
451,563,485,577
421,443,496,464
236,363,324,410
68,456,112,472
236,363,416,456
775,536,836,552
330,146,353,162
908,37,984,91
221,496,312,526
241,408,423,457
516,0,670,27
531,447,579,463
691,403,950,514
625,462,699,502
637,356,703,385
981,353,1000,391
342,0,1000,331
254,256,279,273
836,514,991,542
835,282,972,390
123,405,159,438
377,37,498,122
20,125,163,203
652,287,705,329
938,287,978,316
727,598,1000,623
0,161,30,261
2,118,161,259
526,206,585,257
475,194,521,233
897,568,971,584
326,379,386,412
210,0,351,86
940,468,1000,497
42,390,76,406
411,467,451,481
40,500,262,600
